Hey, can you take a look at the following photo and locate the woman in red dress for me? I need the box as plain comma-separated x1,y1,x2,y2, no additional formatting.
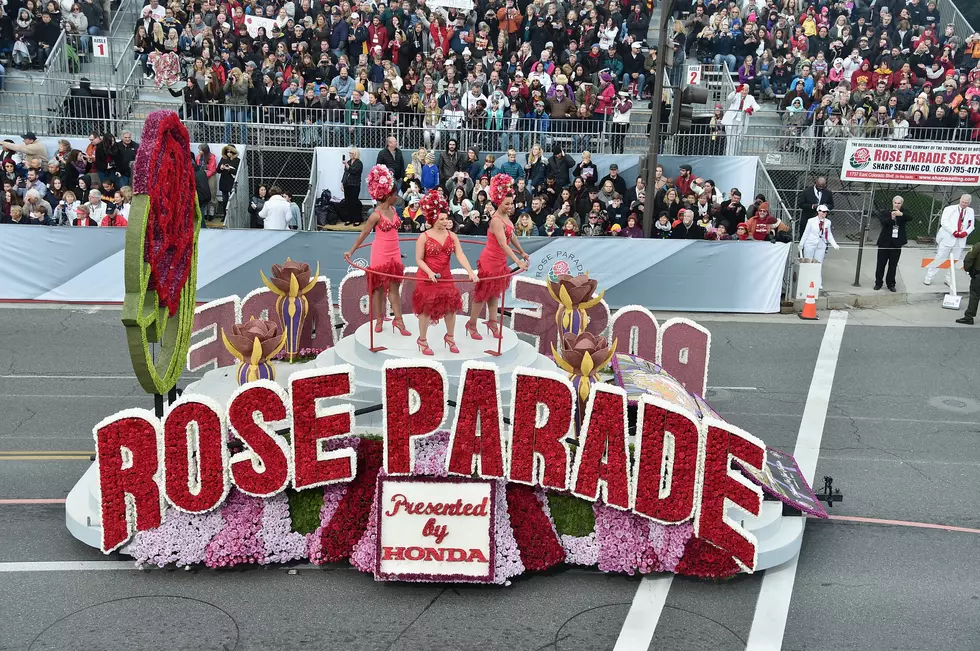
465,174,529,340
413,190,478,355
345,164,411,336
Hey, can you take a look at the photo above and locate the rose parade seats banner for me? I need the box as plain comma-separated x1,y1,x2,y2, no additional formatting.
0,229,789,313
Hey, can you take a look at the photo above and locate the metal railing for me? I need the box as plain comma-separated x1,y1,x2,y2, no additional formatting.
108,0,141,37
45,32,139,87
7,101,634,153
653,122,980,162
754,157,798,299
303,152,319,230
936,0,976,42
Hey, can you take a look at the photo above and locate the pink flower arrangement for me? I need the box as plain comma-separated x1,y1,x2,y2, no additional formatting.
127,507,224,568
488,173,515,206
204,489,266,568
367,164,396,201
260,493,307,564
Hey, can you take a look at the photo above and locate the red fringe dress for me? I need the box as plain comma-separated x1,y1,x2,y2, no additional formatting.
413,233,463,323
367,211,404,294
473,214,514,303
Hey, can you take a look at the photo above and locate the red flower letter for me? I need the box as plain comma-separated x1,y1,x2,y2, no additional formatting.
658,318,710,397
228,382,292,497
94,410,163,553
696,420,765,572
609,306,659,362
187,296,240,372
163,398,229,513
632,397,702,523
383,361,447,475
570,385,631,508
447,362,506,478
291,366,358,489
508,369,574,490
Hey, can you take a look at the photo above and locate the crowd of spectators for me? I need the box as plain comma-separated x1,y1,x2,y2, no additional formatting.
0,130,245,226
0,0,109,75
308,135,789,240
126,0,650,147
684,0,980,143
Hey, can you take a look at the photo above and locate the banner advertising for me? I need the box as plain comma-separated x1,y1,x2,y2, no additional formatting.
0,229,789,313
734,448,827,519
840,139,980,185
376,478,495,582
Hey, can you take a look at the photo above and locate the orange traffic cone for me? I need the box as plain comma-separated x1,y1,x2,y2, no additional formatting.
799,282,819,320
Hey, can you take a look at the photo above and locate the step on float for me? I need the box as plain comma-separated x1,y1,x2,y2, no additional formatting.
66,110,825,583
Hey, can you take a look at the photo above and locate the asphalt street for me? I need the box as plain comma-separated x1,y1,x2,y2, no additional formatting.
1,305,979,651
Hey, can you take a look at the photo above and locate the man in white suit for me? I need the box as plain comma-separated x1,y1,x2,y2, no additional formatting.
924,194,976,286
800,205,840,290
721,84,760,156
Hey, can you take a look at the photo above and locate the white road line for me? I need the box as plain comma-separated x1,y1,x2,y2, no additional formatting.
612,575,674,651
0,395,143,399
745,310,848,651
0,561,344,572
0,561,138,572
720,412,978,427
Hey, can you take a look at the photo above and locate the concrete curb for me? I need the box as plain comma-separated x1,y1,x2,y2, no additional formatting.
793,290,946,311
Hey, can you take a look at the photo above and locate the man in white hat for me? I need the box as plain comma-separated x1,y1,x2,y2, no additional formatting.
799,204,840,290
924,194,975,286
622,40,647,97
720,84,759,155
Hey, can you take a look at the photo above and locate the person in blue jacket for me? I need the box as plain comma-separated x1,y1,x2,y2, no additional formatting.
421,152,440,191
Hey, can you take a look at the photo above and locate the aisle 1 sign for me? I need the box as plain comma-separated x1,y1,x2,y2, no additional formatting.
92,36,109,58
687,65,702,87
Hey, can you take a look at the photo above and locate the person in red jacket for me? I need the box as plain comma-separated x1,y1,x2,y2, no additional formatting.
746,202,777,240
429,15,452,56
367,15,389,54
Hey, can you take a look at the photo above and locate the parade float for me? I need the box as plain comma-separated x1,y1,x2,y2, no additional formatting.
65,111,826,583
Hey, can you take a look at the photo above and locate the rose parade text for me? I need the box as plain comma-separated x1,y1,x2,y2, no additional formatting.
94,361,765,572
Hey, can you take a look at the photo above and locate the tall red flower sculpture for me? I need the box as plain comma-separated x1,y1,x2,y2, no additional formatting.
122,110,203,395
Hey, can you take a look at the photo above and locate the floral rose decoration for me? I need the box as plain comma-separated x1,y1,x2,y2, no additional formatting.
221,318,286,384
488,173,515,206
419,189,448,223
552,332,618,403
265,259,314,294
367,164,396,201
260,259,320,363
547,273,605,337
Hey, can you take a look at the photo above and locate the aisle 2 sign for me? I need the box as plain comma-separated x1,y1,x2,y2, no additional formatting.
687,65,702,87
92,36,109,58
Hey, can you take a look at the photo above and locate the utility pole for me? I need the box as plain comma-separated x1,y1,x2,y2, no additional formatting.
642,0,675,238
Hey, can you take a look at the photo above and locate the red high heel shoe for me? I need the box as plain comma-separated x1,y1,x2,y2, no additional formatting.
374,318,384,333
392,317,411,336
444,334,459,354
464,321,483,340
417,338,433,356
484,320,501,339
